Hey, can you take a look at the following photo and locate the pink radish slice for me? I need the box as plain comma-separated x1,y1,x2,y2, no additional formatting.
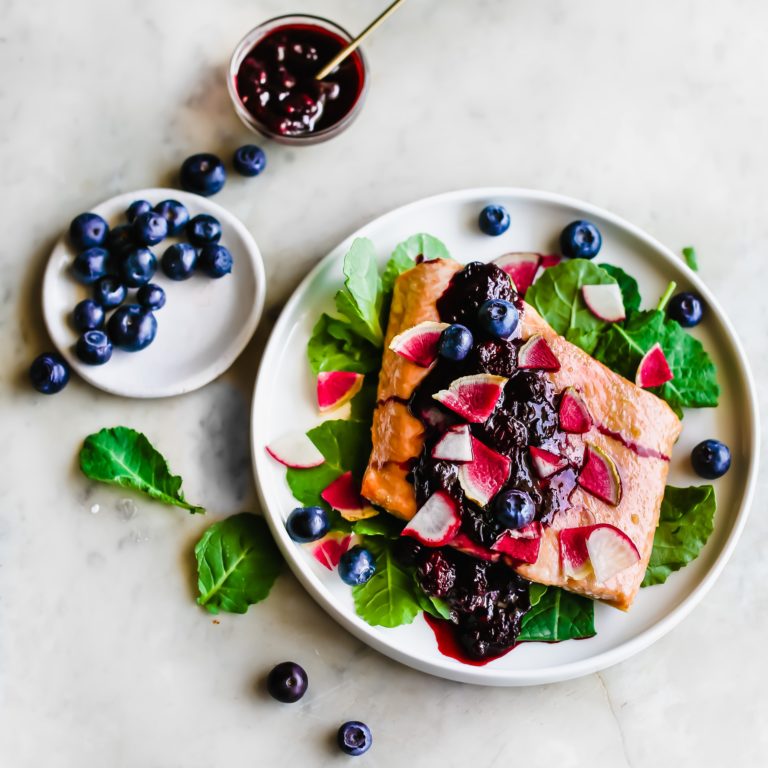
312,535,352,570
266,433,324,469
558,387,592,433
493,253,541,296
517,334,560,371
581,283,626,322
431,425,473,462
529,446,568,478
539,254,562,269
449,532,500,562
559,526,592,579
559,524,640,582
432,374,507,423
320,472,377,521
458,436,511,507
492,530,541,564
389,321,450,367
635,343,674,388
402,491,461,546
577,444,622,506
317,371,364,412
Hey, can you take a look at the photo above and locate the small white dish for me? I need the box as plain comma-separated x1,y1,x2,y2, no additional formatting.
43,188,265,398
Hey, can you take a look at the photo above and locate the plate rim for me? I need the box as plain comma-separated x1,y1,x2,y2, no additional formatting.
251,186,760,685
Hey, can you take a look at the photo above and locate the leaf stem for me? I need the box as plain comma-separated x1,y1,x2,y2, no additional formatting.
656,281,677,312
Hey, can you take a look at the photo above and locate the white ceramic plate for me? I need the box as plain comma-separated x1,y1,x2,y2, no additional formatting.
43,188,265,398
252,188,758,686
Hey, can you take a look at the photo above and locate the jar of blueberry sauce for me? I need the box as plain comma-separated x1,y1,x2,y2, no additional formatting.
228,14,368,145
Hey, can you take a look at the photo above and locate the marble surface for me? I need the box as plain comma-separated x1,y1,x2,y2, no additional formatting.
1,0,766,765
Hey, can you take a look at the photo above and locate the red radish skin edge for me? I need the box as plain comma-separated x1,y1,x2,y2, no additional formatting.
317,371,364,412
517,334,561,371
389,321,449,367
492,531,541,564
320,472,376,520
529,446,567,478
577,444,622,506
431,425,474,462
449,533,501,562
581,283,626,323
559,524,640,582
635,343,674,388
312,535,352,570
402,491,461,546
433,374,507,424
265,433,325,469
492,252,541,296
458,436,512,507
558,387,593,434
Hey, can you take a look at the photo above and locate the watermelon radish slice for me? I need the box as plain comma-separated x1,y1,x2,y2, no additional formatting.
559,524,640,582
312,534,352,570
432,374,507,423
266,432,325,469
492,529,541,564
517,334,560,371
389,321,450,367
493,252,541,296
402,491,461,546
458,436,511,506
558,387,592,433
635,343,673,388
577,444,622,506
431,425,473,462
559,526,592,579
320,471,377,521
449,532,500,562
529,446,567,478
539,254,562,269
581,283,626,322
317,371,364,412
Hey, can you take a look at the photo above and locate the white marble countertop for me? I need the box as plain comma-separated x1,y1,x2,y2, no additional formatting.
2,1,767,765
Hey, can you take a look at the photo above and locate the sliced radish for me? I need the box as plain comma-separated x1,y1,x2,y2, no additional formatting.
582,283,626,323
492,530,541,564
493,252,541,296
266,432,325,469
402,491,461,546
559,526,592,579
389,321,450,367
560,524,640,582
518,334,560,371
529,446,568,478
558,387,592,434
312,534,352,570
431,425,474,462
432,373,507,423
458,436,511,507
506,521,542,540
577,444,622,506
320,471,377,521
317,371,364,412
539,254,562,269
635,343,674,388
449,532,500,562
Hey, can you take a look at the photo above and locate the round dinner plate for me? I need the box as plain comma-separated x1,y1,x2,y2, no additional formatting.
251,188,758,686
43,188,265,398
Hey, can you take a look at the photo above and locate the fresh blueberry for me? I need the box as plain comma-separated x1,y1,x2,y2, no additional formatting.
29,352,70,394
667,291,704,328
266,661,308,703
493,489,535,530
337,721,372,757
179,153,227,196
153,199,190,236
107,305,158,352
161,242,197,280
107,224,136,258
691,439,731,479
94,276,127,308
133,211,168,246
76,330,113,365
478,205,511,237
187,214,222,245
69,212,109,250
71,247,110,284
233,144,267,177
198,244,233,278
72,299,105,332
137,283,166,311
438,324,473,361
125,199,152,224
121,247,157,287
286,506,329,543
478,299,519,339
560,220,602,260
338,546,376,586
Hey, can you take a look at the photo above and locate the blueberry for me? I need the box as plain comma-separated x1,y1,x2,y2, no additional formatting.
29,352,70,394
137,283,166,311
187,214,222,245
161,242,197,280
107,224,137,258
126,199,152,224
179,153,227,196
478,299,519,339
478,205,511,237
667,291,704,328
94,276,127,308
71,247,111,284
198,244,233,278
153,199,190,236
691,439,731,479
233,144,267,177
76,330,113,365
121,247,157,287
286,506,329,543
107,305,158,352
338,546,376,586
266,661,308,703
337,721,372,757
133,211,168,246
560,220,602,260
391,536,425,567
493,489,535,530
69,212,109,250
73,299,105,332
438,324,473,361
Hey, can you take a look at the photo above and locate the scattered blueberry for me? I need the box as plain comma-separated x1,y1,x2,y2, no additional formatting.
560,220,602,260
133,211,168,246
71,247,111,285
338,546,376,586
94,276,127,308
493,489,535,530
69,212,109,250
233,144,267,177
153,199,190,236
391,536,424,567
187,214,222,245
691,439,731,479
438,324,473,361
180,153,227,196
478,299,519,339
107,305,158,352
478,205,511,237
121,247,157,287
198,244,233,278
667,291,704,328
126,199,152,224
137,283,166,311
286,506,329,543
29,352,70,394
107,224,136,258
337,721,372,757
76,330,113,365
266,661,308,703
161,242,197,280
72,299,105,332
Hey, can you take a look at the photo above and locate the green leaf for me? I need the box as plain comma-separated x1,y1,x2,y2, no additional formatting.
599,263,642,312
528,581,548,607
79,427,204,513
384,233,450,288
414,581,453,620
195,513,282,614
334,238,384,345
682,246,699,272
349,375,378,423
306,314,381,375
642,485,716,586
352,514,404,538
518,586,596,642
